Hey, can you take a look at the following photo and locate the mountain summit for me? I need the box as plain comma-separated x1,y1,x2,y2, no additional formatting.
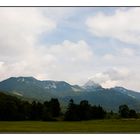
83,80,102,91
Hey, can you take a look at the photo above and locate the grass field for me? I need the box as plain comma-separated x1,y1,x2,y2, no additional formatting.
0,119,140,133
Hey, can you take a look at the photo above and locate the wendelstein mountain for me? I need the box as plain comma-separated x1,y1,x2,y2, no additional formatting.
0,76,140,112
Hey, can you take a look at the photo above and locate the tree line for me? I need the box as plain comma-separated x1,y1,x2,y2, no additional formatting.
64,99,106,121
0,92,61,121
0,92,138,121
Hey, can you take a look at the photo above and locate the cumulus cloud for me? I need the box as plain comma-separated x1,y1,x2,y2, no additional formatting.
103,54,114,61
102,80,118,88
121,48,135,56
0,8,95,85
0,7,57,65
37,40,94,83
48,40,93,62
86,8,140,45
0,8,56,80
0,8,56,56
89,68,130,88
104,68,130,81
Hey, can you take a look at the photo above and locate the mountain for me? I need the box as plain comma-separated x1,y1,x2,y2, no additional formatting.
0,77,82,99
0,77,140,111
0,77,53,100
65,88,140,112
112,86,140,100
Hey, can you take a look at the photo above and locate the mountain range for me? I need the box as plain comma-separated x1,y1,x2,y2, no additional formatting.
0,76,140,112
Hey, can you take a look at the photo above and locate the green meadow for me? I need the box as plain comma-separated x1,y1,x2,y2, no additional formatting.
0,119,140,133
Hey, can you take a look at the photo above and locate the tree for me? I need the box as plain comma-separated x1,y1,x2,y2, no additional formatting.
42,101,53,121
3,100,18,120
49,98,61,117
129,109,138,118
30,101,43,120
0,92,62,121
91,105,106,119
79,100,91,120
119,104,130,118
64,99,107,121
64,99,80,121
19,101,32,120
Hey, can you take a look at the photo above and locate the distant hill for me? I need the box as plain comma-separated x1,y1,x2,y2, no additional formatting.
0,77,140,111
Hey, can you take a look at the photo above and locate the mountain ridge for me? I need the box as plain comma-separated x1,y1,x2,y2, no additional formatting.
1,76,139,93
0,76,140,111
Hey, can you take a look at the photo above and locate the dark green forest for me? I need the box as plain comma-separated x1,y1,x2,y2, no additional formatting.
0,92,138,121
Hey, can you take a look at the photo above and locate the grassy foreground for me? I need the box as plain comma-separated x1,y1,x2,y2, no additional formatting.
0,119,140,133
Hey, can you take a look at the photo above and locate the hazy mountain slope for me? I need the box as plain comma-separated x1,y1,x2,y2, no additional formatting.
62,89,140,111
0,77,81,99
0,77,55,100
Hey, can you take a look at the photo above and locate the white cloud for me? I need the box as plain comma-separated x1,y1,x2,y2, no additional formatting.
86,8,140,45
89,72,109,84
37,40,94,83
102,80,118,88
103,54,114,60
0,61,4,67
89,67,130,88
0,36,94,84
48,40,93,62
0,8,56,80
104,68,130,81
121,48,135,56
0,8,95,85
0,8,56,58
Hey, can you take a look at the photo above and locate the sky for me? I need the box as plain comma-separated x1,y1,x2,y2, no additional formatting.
0,7,140,91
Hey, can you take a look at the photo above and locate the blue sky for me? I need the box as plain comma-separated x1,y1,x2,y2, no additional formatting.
40,7,118,45
40,7,138,56
0,7,140,91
